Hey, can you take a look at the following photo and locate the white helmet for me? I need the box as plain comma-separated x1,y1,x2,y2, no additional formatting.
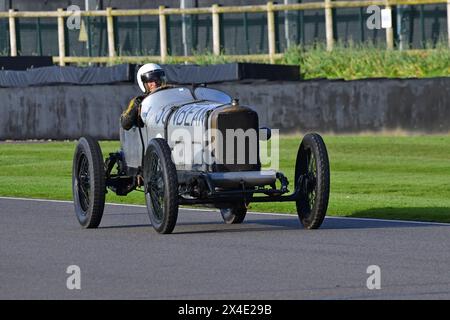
136,63,167,93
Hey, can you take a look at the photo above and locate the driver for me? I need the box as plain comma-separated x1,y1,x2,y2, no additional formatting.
120,63,167,130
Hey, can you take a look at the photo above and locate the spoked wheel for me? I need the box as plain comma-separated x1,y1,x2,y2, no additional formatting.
295,133,330,229
72,136,106,228
220,205,247,224
144,138,178,234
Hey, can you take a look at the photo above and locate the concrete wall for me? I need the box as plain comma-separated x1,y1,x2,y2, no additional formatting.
215,78,450,134
0,84,139,140
1,77,449,140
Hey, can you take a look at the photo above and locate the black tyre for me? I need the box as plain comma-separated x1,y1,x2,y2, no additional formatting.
295,133,330,229
72,136,106,228
144,138,178,234
220,205,247,224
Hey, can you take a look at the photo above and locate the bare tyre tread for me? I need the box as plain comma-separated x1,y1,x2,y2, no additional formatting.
144,138,178,234
72,136,106,228
295,133,330,229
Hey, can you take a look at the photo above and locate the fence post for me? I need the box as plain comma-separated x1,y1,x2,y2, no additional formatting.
284,0,297,48
267,1,276,63
212,4,221,56
447,0,450,48
8,9,17,56
325,0,334,51
396,5,404,50
181,0,195,56
57,8,66,66
159,6,168,63
106,7,116,59
385,1,394,49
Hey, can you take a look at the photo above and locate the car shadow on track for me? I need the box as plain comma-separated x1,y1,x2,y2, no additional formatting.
97,211,446,234
246,216,442,230
99,224,150,229
174,217,444,234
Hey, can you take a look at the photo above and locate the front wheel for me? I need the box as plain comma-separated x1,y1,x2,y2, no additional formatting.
72,136,106,228
144,138,178,234
295,133,330,229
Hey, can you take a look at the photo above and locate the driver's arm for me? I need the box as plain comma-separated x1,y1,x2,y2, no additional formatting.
120,95,145,130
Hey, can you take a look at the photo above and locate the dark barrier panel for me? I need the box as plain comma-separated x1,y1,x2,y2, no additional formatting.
0,77,449,140
0,63,300,87
0,56,53,70
0,64,134,87
161,63,300,84
159,63,301,84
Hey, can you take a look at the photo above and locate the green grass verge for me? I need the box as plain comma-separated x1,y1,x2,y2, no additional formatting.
280,42,450,80
1,135,450,223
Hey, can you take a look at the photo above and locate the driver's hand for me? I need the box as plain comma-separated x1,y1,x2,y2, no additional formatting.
135,94,147,106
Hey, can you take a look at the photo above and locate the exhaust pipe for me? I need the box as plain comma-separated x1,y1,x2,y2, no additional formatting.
207,170,277,188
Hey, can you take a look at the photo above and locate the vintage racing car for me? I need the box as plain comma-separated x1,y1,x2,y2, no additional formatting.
72,86,330,234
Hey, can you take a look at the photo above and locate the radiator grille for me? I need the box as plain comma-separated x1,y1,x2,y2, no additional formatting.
213,109,260,172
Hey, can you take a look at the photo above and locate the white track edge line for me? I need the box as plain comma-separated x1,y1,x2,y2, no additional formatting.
0,196,449,226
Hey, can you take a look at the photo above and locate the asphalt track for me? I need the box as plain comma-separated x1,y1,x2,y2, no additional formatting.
1,197,449,300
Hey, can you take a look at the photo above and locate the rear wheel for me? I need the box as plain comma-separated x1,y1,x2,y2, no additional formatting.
72,136,106,228
295,133,330,229
144,138,178,234
220,205,247,224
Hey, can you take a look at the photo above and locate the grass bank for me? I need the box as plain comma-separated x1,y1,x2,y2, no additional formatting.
280,43,450,80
